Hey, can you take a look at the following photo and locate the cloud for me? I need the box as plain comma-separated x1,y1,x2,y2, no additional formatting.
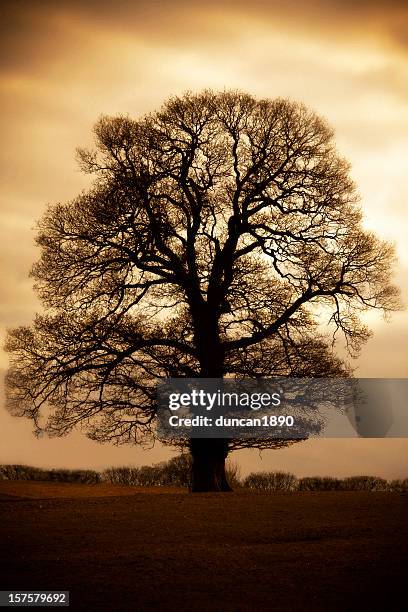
1,0,408,77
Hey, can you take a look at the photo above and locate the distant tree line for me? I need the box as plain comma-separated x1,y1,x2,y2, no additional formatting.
0,464,100,484
242,471,408,492
1,459,407,492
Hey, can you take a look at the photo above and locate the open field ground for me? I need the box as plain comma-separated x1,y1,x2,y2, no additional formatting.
0,480,185,499
0,481,407,611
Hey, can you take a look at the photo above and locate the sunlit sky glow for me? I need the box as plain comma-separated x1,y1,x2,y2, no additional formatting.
1,0,407,476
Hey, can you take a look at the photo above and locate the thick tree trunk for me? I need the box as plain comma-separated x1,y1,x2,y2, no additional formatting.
190,438,232,492
189,301,230,491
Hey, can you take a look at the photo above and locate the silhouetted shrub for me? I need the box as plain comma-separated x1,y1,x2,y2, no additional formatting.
102,467,133,485
0,464,100,484
298,476,343,491
102,466,162,486
225,460,242,489
102,461,183,487
160,454,192,488
243,471,298,492
388,478,408,492
340,476,388,491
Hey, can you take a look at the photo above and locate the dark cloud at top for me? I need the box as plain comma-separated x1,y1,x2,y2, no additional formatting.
1,0,408,75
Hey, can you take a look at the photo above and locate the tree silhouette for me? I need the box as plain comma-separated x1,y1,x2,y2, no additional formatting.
5,91,400,491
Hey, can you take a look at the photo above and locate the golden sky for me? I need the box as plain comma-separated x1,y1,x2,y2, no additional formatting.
1,0,407,476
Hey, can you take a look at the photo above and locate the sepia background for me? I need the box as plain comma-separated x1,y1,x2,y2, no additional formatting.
1,0,407,477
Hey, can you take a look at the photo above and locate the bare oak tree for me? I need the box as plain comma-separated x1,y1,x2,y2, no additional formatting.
5,91,400,491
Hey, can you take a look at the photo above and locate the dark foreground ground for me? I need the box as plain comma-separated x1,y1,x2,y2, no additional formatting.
0,482,407,611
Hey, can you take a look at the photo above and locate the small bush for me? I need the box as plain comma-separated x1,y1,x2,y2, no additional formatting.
340,476,388,492
102,456,191,488
101,466,165,487
388,479,408,492
243,471,298,492
225,460,242,489
102,467,137,486
160,454,192,488
298,477,343,491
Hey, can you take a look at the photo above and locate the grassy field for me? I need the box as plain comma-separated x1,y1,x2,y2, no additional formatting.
0,481,407,611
